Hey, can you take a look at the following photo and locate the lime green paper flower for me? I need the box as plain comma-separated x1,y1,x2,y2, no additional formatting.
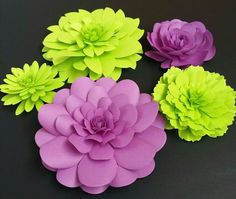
0,61,64,115
42,7,144,82
153,66,236,142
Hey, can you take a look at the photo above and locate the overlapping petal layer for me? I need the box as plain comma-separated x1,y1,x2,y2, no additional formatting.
35,77,166,194
153,66,236,141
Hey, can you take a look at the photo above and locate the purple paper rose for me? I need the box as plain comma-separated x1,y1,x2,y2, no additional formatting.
35,77,166,194
145,19,216,68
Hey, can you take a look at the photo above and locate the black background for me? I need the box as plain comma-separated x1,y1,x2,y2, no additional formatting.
0,0,236,198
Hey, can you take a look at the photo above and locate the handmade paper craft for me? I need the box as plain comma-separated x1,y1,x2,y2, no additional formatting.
153,66,236,141
42,7,144,82
35,77,167,194
0,61,64,115
145,19,216,68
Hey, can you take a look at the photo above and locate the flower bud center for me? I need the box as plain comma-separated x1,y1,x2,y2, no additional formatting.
82,23,104,42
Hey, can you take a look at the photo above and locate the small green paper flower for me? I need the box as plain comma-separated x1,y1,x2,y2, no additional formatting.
153,66,236,142
0,61,64,115
42,7,144,82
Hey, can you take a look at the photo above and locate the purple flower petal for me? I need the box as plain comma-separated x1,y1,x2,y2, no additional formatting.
38,104,68,135
110,166,137,187
68,134,93,153
134,102,158,132
71,77,95,100
85,134,103,143
111,94,130,108
145,19,216,68
136,126,167,152
87,86,109,107
78,155,117,187
89,143,114,160
80,102,94,117
138,93,152,105
74,123,88,137
53,88,70,105
134,160,155,178
80,185,109,194
40,136,82,169
65,95,84,115
109,80,140,105
56,165,81,188
35,128,56,147
110,128,134,148
111,121,126,135
96,78,116,92
55,115,76,136
119,104,138,127
115,136,156,170
152,114,165,129
97,97,112,110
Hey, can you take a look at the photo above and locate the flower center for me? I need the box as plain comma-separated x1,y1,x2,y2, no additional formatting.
18,76,35,87
170,29,187,48
81,23,104,42
188,89,203,108
90,116,107,132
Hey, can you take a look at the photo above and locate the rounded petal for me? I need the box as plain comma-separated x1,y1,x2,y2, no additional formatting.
98,97,112,110
40,136,83,169
68,134,93,153
111,94,130,108
53,89,70,105
65,95,84,115
152,114,165,129
55,115,76,136
134,160,155,178
115,136,156,170
38,104,68,135
42,160,56,172
136,126,167,152
138,93,152,105
134,102,158,132
78,155,117,187
35,128,56,147
56,165,81,188
110,129,134,148
119,104,138,127
87,86,109,107
89,143,114,160
96,78,116,92
71,77,95,100
108,80,140,105
110,166,137,187
80,185,109,194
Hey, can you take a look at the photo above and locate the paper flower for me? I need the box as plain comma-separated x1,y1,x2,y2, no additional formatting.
145,19,216,68
0,61,64,115
35,77,166,194
153,66,236,141
42,8,144,83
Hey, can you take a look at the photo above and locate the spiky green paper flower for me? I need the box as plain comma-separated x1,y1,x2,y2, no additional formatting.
42,7,144,82
0,61,64,115
153,66,236,142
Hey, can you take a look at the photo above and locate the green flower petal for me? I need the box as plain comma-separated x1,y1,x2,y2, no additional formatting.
153,66,236,142
0,61,65,115
42,8,144,82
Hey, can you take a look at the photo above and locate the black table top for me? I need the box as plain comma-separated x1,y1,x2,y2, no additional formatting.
0,0,235,198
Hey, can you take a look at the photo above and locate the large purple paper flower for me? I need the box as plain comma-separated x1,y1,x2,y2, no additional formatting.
35,77,166,194
145,19,216,68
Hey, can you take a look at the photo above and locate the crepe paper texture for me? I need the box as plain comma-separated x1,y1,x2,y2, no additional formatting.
145,19,216,69
35,77,167,194
153,66,236,142
42,7,144,83
0,61,64,115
